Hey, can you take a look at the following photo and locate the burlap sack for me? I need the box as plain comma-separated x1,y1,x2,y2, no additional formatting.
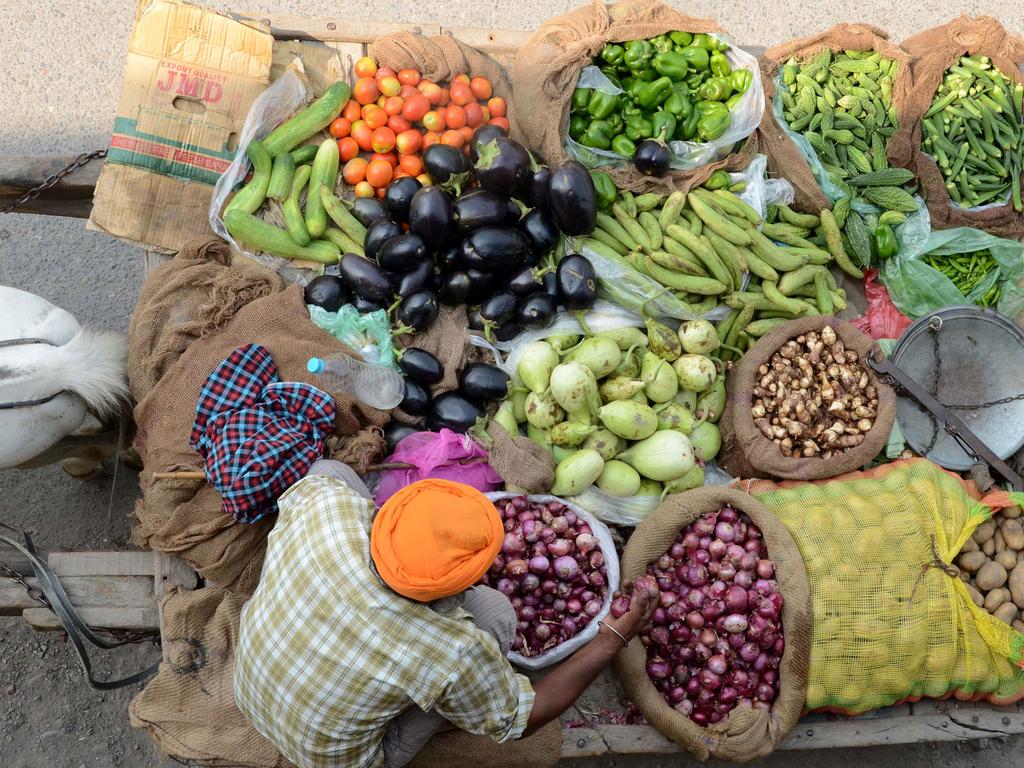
133,586,560,768
483,421,556,494
757,25,912,213
369,31,516,137
129,239,389,591
615,486,811,762
512,0,759,194
720,317,895,481
890,16,1024,236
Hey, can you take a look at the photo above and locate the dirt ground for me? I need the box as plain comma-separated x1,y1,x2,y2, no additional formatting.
3,1,1024,767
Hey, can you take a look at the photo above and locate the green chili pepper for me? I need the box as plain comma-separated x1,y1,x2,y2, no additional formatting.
625,115,654,142
697,110,731,141
651,34,674,54
652,52,689,81
571,88,592,112
580,119,613,150
587,90,619,119
637,76,674,108
589,170,617,209
664,87,692,120
569,114,588,140
704,169,731,190
698,77,733,102
600,43,625,67
730,69,753,96
677,46,710,71
652,112,677,143
611,134,637,156
669,31,693,47
624,40,654,71
874,222,898,259
710,51,731,78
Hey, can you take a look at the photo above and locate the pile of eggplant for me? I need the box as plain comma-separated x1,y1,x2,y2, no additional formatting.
320,125,599,340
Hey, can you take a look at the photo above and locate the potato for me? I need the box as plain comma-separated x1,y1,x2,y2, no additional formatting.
1002,518,1024,550
965,583,985,608
1003,505,1023,519
961,537,980,553
957,550,987,573
976,560,1008,592
1013,619,1024,634
996,550,1018,571
994,529,1006,553
984,587,1010,612
993,602,1018,625
983,538,996,556
974,520,997,543
1010,562,1024,608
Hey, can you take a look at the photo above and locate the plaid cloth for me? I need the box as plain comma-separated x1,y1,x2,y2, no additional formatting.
190,344,336,523
234,475,535,768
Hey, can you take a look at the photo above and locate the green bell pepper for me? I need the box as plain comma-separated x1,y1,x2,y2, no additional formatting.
599,68,622,89
580,120,613,150
605,112,623,134
587,90,619,119
725,93,743,111
611,134,637,156
677,46,710,71
681,109,701,140
685,72,705,91
637,76,674,108
627,78,645,102
664,86,692,119
621,101,642,119
623,40,654,71
589,170,617,209
704,169,731,190
730,69,753,95
624,115,654,141
696,100,729,116
569,114,588,140
635,69,658,83
698,76,733,102
668,31,693,47
652,112,677,143
571,88,592,112
710,51,731,78
600,43,625,67
619,76,635,93
652,52,690,81
874,222,898,259
692,33,727,51
697,110,730,141
651,34,674,54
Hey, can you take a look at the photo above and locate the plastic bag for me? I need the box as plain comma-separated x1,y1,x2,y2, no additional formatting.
744,458,1024,714
566,39,764,172
881,227,1024,319
209,68,315,282
850,269,912,340
307,305,400,372
486,491,620,669
374,429,503,506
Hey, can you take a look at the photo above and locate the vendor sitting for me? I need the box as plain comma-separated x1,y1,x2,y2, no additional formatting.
234,460,656,768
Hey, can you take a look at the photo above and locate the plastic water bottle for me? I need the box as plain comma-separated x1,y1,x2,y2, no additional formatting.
307,355,405,410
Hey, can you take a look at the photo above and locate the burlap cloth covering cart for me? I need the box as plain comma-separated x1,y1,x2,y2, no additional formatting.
614,486,811,762
719,317,896,481
756,24,913,214
889,15,1024,237
512,0,759,194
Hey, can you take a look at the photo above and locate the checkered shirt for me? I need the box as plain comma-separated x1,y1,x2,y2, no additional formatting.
190,344,336,523
234,475,535,768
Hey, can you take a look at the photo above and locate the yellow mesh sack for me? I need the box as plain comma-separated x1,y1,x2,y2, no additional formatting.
743,458,1024,714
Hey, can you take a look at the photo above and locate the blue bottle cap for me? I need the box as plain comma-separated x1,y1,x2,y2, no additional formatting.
307,357,324,374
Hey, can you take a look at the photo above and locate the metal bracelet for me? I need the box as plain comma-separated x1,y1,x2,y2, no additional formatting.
597,619,628,647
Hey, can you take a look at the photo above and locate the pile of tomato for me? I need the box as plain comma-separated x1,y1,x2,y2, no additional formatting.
331,56,509,198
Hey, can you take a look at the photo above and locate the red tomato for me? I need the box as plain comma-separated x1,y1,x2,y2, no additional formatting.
329,117,351,139
463,102,484,128
438,87,450,106
354,56,377,79
489,116,510,132
445,104,467,130
375,66,397,80
378,76,401,98
362,105,388,130
457,126,475,143
422,131,440,149
337,137,360,162
395,129,423,155
452,73,471,85
401,93,430,123
353,77,380,106
372,127,396,153
398,154,423,176
366,159,394,188
397,69,421,86
469,77,493,101
420,82,443,105
383,96,405,116
387,115,411,134
449,81,473,107
487,97,507,118
422,110,445,133
350,121,374,152
441,129,465,148
399,84,418,100
371,152,398,167
342,157,368,185
354,180,375,198
342,100,362,122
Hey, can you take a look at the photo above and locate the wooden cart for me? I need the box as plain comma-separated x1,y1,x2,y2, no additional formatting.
2,13,1023,761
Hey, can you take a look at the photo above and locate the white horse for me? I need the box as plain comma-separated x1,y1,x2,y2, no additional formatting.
0,286,130,471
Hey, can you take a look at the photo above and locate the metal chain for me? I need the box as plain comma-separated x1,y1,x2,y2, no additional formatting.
0,149,106,214
0,560,51,608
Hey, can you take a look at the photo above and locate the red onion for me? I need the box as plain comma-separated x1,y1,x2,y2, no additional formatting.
532,541,548,558
659,591,677,608
686,611,705,629
551,516,568,534
650,626,670,646
584,599,603,617
576,533,597,554
698,628,718,647
548,538,573,557
685,589,705,609
685,676,701,696
756,558,775,579
670,625,691,644
610,595,630,618
529,555,550,574
714,521,735,543
503,519,516,532
744,538,761,554
590,551,604,570
667,603,686,622
718,507,738,523
734,570,753,589
727,631,746,649
563,509,576,526
739,551,758,572
589,571,606,588
698,668,721,690
762,669,778,686
723,613,748,634
522,520,539,543
553,555,579,580
503,533,526,556
652,607,668,625
708,539,727,559
534,623,551,642
718,686,738,705
691,711,708,726
647,658,671,679
738,641,758,663
669,686,686,703
566,598,582,615
685,565,708,587
496,578,515,596
682,531,700,550
718,562,737,581
709,580,727,598
506,559,528,577
756,683,776,703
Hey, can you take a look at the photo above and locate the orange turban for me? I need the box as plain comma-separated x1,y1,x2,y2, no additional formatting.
370,479,502,602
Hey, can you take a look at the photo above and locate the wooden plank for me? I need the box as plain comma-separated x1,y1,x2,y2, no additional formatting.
23,606,157,632
242,15,442,43
1,575,153,616
0,154,100,218
440,27,532,54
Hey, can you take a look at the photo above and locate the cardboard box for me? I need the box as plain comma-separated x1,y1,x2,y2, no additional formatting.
88,0,273,253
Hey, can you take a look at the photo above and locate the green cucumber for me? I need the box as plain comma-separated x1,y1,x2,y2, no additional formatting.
263,81,350,157
266,152,295,201
305,139,340,239
282,165,312,246
225,209,340,263
225,140,271,215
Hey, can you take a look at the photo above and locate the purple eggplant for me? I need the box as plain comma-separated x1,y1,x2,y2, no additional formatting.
518,291,557,329
398,289,439,331
398,347,444,385
377,234,427,273
409,186,454,249
475,137,531,196
385,176,422,222
422,144,472,193
364,219,403,262
352,294,386,314
401,379,431,415
525,164,551,209
395,258,434,297
340,253,390,302
480,290,517,325
546,161,597,236
459,363,510,402
508,265,546,296
303,275,349,312
519,209,559,253
452,190,508,232
461,227,529,272
557,254,597,310
351,197,389,227
440,271,472,305
469,123,508,163
385,421,421,452
428,392,482,433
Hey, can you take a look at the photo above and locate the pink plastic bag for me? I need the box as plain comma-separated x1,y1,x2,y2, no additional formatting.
852,269,912,340
374,429,503,506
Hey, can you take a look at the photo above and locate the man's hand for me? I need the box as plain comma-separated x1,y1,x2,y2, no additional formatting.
605,576,659,642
